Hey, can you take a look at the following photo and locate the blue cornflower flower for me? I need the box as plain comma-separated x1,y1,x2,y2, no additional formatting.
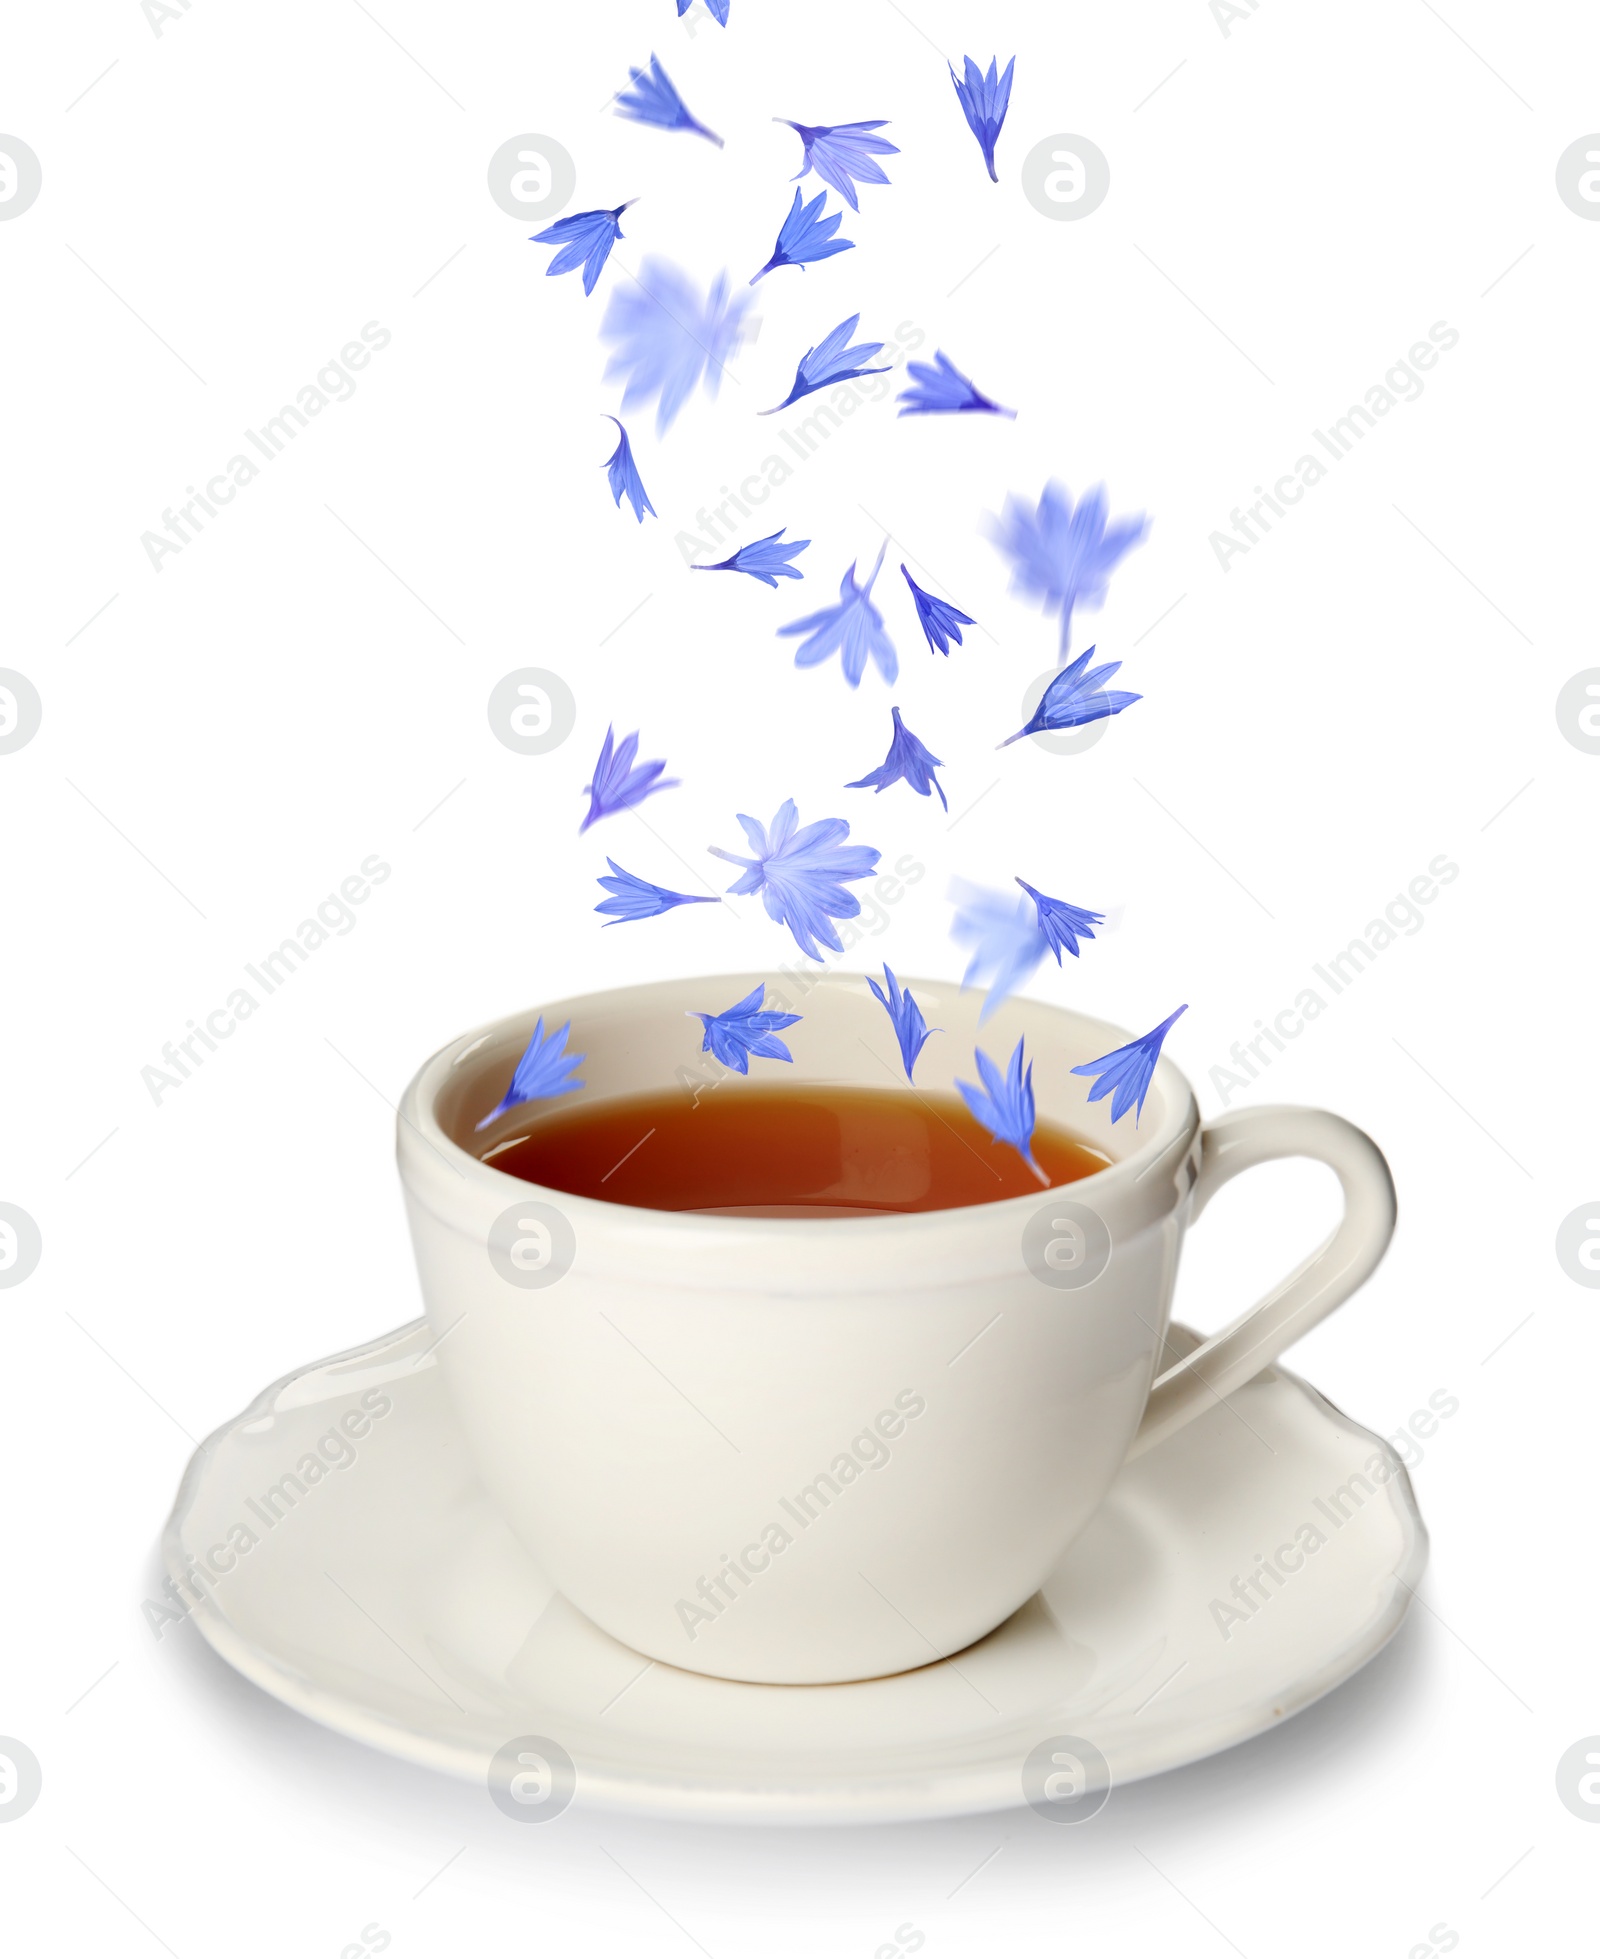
751,187,855,284
897,351,1014,418
693,528,810,586
950,56,1015,181
779,542,897,687
901,565,975,655
1015,878,1104,961
475,1017,586,1130
602,416,656,522
601,258,754,435
957,1038,1046,1183
709,798,880,961
531,201,633,296
595,859,716,924
1071,1006,1188,1125
762,313,889,413
691,983,801,1074
846,705,947,811
987,480,1150,657
777,118,898,211
580,725,679,832
998,645,1142,748
616,54,722,145
948,878,1049,1021
677,0,730,23
866,965,937,1082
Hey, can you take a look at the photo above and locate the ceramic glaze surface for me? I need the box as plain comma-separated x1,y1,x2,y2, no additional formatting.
397,975,1397,1683
165,1319,1427,1824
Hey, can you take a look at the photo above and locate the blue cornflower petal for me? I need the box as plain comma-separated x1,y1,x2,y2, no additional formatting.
616,54,723,145
846,705,947,811
950,55,1015,181
762,312,889,412
1015,878,1104,962
602,416,656,522
956,1037,1046,1182
693,528,810,586
998,645,1142,748
901,565,975,655
600,257,754,436
691,983,802,1074
777,118,898,211
897,350,1014,418
581,725,679,832
531,201,632,296
866,964,937,1083
778,542,897,687
709,798,880,961
475,1016,587,1130
987,480,1150,658
948,877,1050,1021
595,859,716,924
1071,1005,1188,1125
751,186,855,283
678,0,730,22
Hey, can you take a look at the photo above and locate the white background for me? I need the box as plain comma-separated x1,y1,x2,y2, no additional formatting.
3,0,1597,1950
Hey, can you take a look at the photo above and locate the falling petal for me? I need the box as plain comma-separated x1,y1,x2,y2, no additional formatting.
691,983,802,1073
600,257,754,436
762,312,889,412
581,725,679,831
949,877,1049,1021
1015,878,1104,961
897,350,1013,417
987,480,1149,657
601,417,656,522
950,56,1015,181
998,645,1141,748
846,705,947,810
901,565,975,655
1071,1006,1188,1124
777,118,898,211
595,859,715,924
616,54,723,145
778,542,897,687
956,1037,1046,1182
709,798,880,960
692,528,810,585
752,187,855,283
531,202,632,296
475,1017,586,1130
866,964,937,1082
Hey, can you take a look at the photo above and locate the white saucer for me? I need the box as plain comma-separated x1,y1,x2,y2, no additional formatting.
163,1319,1426,1825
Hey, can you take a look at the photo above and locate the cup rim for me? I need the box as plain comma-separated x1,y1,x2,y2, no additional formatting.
397,970,1200,1242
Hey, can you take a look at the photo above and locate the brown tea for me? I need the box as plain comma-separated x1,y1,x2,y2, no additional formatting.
479,1085,1112,1216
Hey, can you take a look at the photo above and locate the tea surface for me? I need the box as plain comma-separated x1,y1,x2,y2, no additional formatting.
480,1085,1112,1215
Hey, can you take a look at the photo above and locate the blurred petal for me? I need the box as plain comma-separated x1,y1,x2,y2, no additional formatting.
897,350,1013,417
616,54,722,144
777,543,897,687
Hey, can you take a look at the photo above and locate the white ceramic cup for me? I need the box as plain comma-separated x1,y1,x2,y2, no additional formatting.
397,971,1396,1686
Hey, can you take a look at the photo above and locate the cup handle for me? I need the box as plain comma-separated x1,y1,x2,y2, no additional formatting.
1125,1106,1396,1460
